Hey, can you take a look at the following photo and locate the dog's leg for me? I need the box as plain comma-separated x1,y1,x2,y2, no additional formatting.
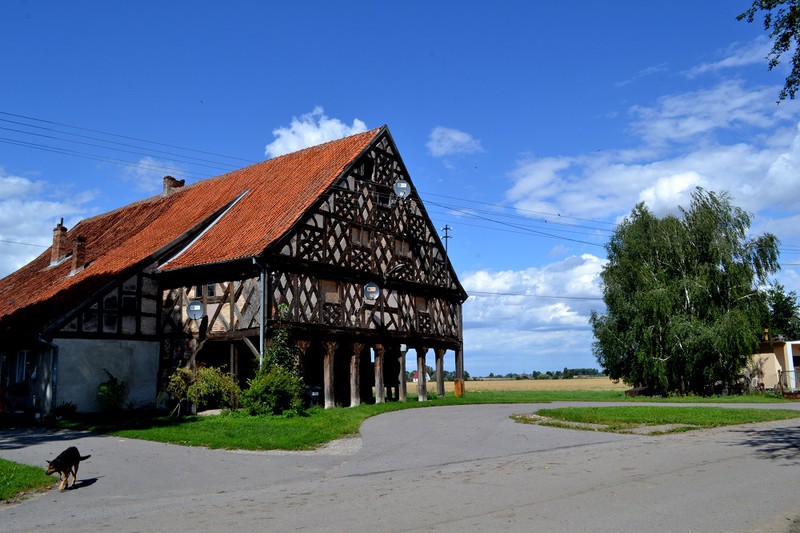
71,465,78,487
58,472,67,491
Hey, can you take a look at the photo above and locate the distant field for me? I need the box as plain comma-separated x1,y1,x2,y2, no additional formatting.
426,377,629,392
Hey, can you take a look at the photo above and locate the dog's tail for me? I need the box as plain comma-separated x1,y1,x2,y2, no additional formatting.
80,454,91,461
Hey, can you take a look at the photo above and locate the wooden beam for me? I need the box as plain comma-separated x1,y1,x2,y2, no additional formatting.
323,340,337,409
242,336,260,360
398,345,407,402
416,346,428,402
435,347,446,398
374,343,385,404
350,342,364,407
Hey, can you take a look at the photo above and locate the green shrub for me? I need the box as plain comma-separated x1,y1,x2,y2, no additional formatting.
242,366,305,416
166,366,240,414
97,369,127,412
190,366,240,410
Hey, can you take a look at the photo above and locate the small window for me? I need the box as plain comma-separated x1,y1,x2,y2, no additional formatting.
104,292,119,311
122,295,137,311
321,280,339,304
376,187,391,208
194,284,216,298
103,314,119,333
351,227,370,247
395,238,412,258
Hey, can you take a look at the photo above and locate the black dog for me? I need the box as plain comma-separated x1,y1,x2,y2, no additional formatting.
45,446,91,491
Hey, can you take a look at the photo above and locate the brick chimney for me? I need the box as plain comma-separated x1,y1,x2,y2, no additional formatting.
163,175,185,195
50,219,67,264
70,236,86,274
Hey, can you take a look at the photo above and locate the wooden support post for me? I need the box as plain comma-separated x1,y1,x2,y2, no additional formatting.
435,347,446,398
323,340,337,409
454,344,465,398
417,346,428,402
374,343,385,404
350,342,364,407
399,345,408,402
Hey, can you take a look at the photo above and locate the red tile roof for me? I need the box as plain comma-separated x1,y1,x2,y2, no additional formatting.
0,127,383,335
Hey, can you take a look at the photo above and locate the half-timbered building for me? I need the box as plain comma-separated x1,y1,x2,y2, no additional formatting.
0,126,467,414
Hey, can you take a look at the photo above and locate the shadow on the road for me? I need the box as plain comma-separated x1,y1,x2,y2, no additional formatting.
70,477,99,490
732,425,800,465
0,428,92,450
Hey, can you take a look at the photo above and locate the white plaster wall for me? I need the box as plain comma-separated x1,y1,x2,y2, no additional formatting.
53,338,159,412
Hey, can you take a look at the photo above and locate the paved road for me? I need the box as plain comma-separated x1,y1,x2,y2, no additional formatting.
2,402,800,532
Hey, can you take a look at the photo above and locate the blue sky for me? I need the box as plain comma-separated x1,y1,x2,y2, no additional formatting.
2,1,800,376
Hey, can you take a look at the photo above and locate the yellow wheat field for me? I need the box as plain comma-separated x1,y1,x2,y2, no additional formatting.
423,377,628,393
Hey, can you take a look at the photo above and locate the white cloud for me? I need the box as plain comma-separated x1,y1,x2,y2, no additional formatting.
0,170,94,277
615,62,670,88
686,37,771,78
629,80,781,145
122,157,186,194
637,171,706,215
265,107,367,158
427,126,483,157
460,254,605,375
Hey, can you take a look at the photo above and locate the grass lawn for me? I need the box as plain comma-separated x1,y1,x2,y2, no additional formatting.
517,405,800,434
0,457,54,502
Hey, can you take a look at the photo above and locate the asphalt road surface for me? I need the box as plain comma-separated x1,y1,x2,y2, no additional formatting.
2,402,800,532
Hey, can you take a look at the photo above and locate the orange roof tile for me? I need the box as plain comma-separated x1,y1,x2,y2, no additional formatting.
0,127,382,335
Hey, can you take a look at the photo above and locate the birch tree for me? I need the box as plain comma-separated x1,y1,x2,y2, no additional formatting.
591,189,779,395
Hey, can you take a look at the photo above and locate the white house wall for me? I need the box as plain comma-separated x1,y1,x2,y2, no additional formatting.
54,338,159,412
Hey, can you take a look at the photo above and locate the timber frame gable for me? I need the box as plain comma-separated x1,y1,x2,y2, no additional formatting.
268,128,465,341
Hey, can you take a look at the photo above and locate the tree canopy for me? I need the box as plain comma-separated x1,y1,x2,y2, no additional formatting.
590,189,780,395
765,281,800,340
738,0,800,100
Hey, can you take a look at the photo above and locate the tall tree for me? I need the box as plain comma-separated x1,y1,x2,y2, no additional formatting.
738,0,800,100
591,189,779,395
765,281,800,339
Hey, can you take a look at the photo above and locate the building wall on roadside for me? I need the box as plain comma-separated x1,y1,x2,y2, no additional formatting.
756,353,781,389
54,338,159,412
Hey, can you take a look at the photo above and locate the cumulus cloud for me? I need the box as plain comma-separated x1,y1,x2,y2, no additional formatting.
265,107,367,158
629,80,780,145
122,157,186,194
507,77,800,222
462,254,604,329
460,254,605,374
427,126,483,157
0,170,94,277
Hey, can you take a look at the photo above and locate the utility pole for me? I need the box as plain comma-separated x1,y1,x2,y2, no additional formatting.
440,225,452,255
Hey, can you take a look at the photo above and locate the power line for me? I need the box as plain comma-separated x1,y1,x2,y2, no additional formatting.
0,111,257,164
467,290,603,301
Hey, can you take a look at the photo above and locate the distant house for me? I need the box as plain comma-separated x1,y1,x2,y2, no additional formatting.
750,340,800,391
0,126,467,414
